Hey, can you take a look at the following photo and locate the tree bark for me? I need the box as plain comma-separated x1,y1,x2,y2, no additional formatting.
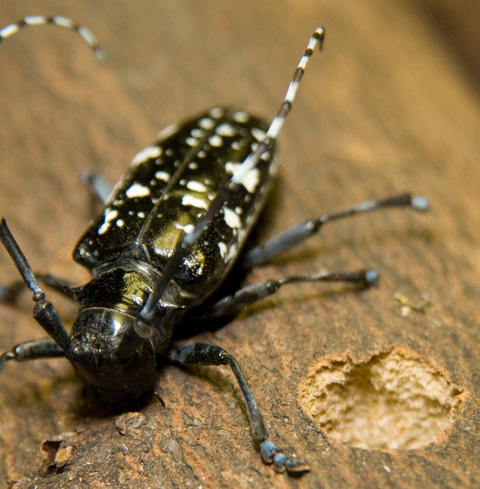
0,1,479,487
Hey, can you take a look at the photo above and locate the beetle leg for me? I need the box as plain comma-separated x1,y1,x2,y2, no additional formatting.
186,269,377,320
81,170,112,205
168,343,309,474
0,338,64,372
0,280,27,304
241,193,429,268
0,217,70,351
0,274,77,304
36,274,77,300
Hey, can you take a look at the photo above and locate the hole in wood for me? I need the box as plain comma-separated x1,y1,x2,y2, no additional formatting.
298,346,467,449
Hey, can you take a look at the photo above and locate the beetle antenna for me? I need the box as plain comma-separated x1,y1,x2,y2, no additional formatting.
0,15,105,61
137,28,325,333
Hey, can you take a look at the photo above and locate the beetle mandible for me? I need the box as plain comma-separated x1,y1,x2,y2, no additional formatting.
0,16,428,474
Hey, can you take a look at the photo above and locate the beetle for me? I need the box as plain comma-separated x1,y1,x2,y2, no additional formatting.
0,16,428,474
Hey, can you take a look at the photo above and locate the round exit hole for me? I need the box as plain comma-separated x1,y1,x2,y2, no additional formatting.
298,346,467,450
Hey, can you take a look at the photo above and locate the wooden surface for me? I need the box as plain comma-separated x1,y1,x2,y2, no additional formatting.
0,1,479,487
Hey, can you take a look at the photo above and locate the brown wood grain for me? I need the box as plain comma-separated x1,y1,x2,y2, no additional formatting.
0,1,479,487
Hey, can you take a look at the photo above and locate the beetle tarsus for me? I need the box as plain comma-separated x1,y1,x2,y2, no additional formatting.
411,195,429,212
0,351,14,373
260,440,310,474
168,343,309,472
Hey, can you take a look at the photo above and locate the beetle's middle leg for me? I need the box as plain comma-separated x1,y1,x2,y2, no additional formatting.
167,342,309,474
241,193,428,269
0,170,111,305
0,273,77,304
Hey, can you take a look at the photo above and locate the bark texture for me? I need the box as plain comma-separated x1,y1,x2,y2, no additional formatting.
0,1,479,487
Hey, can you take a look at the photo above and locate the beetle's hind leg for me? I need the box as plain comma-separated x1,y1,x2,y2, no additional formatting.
241,193,429,269
185,269,377,321
168,343,309,474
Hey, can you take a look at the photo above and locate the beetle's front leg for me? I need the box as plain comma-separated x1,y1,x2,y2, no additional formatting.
167,342,309,474
0,217,70,351
0,338,64,372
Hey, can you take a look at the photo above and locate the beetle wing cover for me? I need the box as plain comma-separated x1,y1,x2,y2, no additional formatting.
74,108,276,301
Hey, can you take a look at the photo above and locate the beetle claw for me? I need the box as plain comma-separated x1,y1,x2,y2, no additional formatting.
260,439,309,474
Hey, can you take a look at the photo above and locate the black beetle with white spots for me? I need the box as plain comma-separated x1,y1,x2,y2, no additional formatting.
0,16,429,474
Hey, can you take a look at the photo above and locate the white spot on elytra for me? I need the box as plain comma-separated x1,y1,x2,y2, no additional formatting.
186,137,197,147
155,171,170,182
130,146,162,166
116,219,125,227
209,107,224,118
216,123,236,137
198,150,207,158
218,242,227,258
209,135,223,147
157,123,179,141
175,223,195,234
191,128,205,138
235,207,242,214
182,195,208,209
225,162,261,193
227,243,238,261
126,183,150,198
233,111,249,123
269,158,279,176
105,209,118,222
98,223,110,235
199,118,215,130
224,207,241,229
232,141,241,150
186,181,207,192
251,128,266,142
98,208,118,234
189,162,199,170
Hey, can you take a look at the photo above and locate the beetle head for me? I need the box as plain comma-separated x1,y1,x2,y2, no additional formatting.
67,308,158,410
